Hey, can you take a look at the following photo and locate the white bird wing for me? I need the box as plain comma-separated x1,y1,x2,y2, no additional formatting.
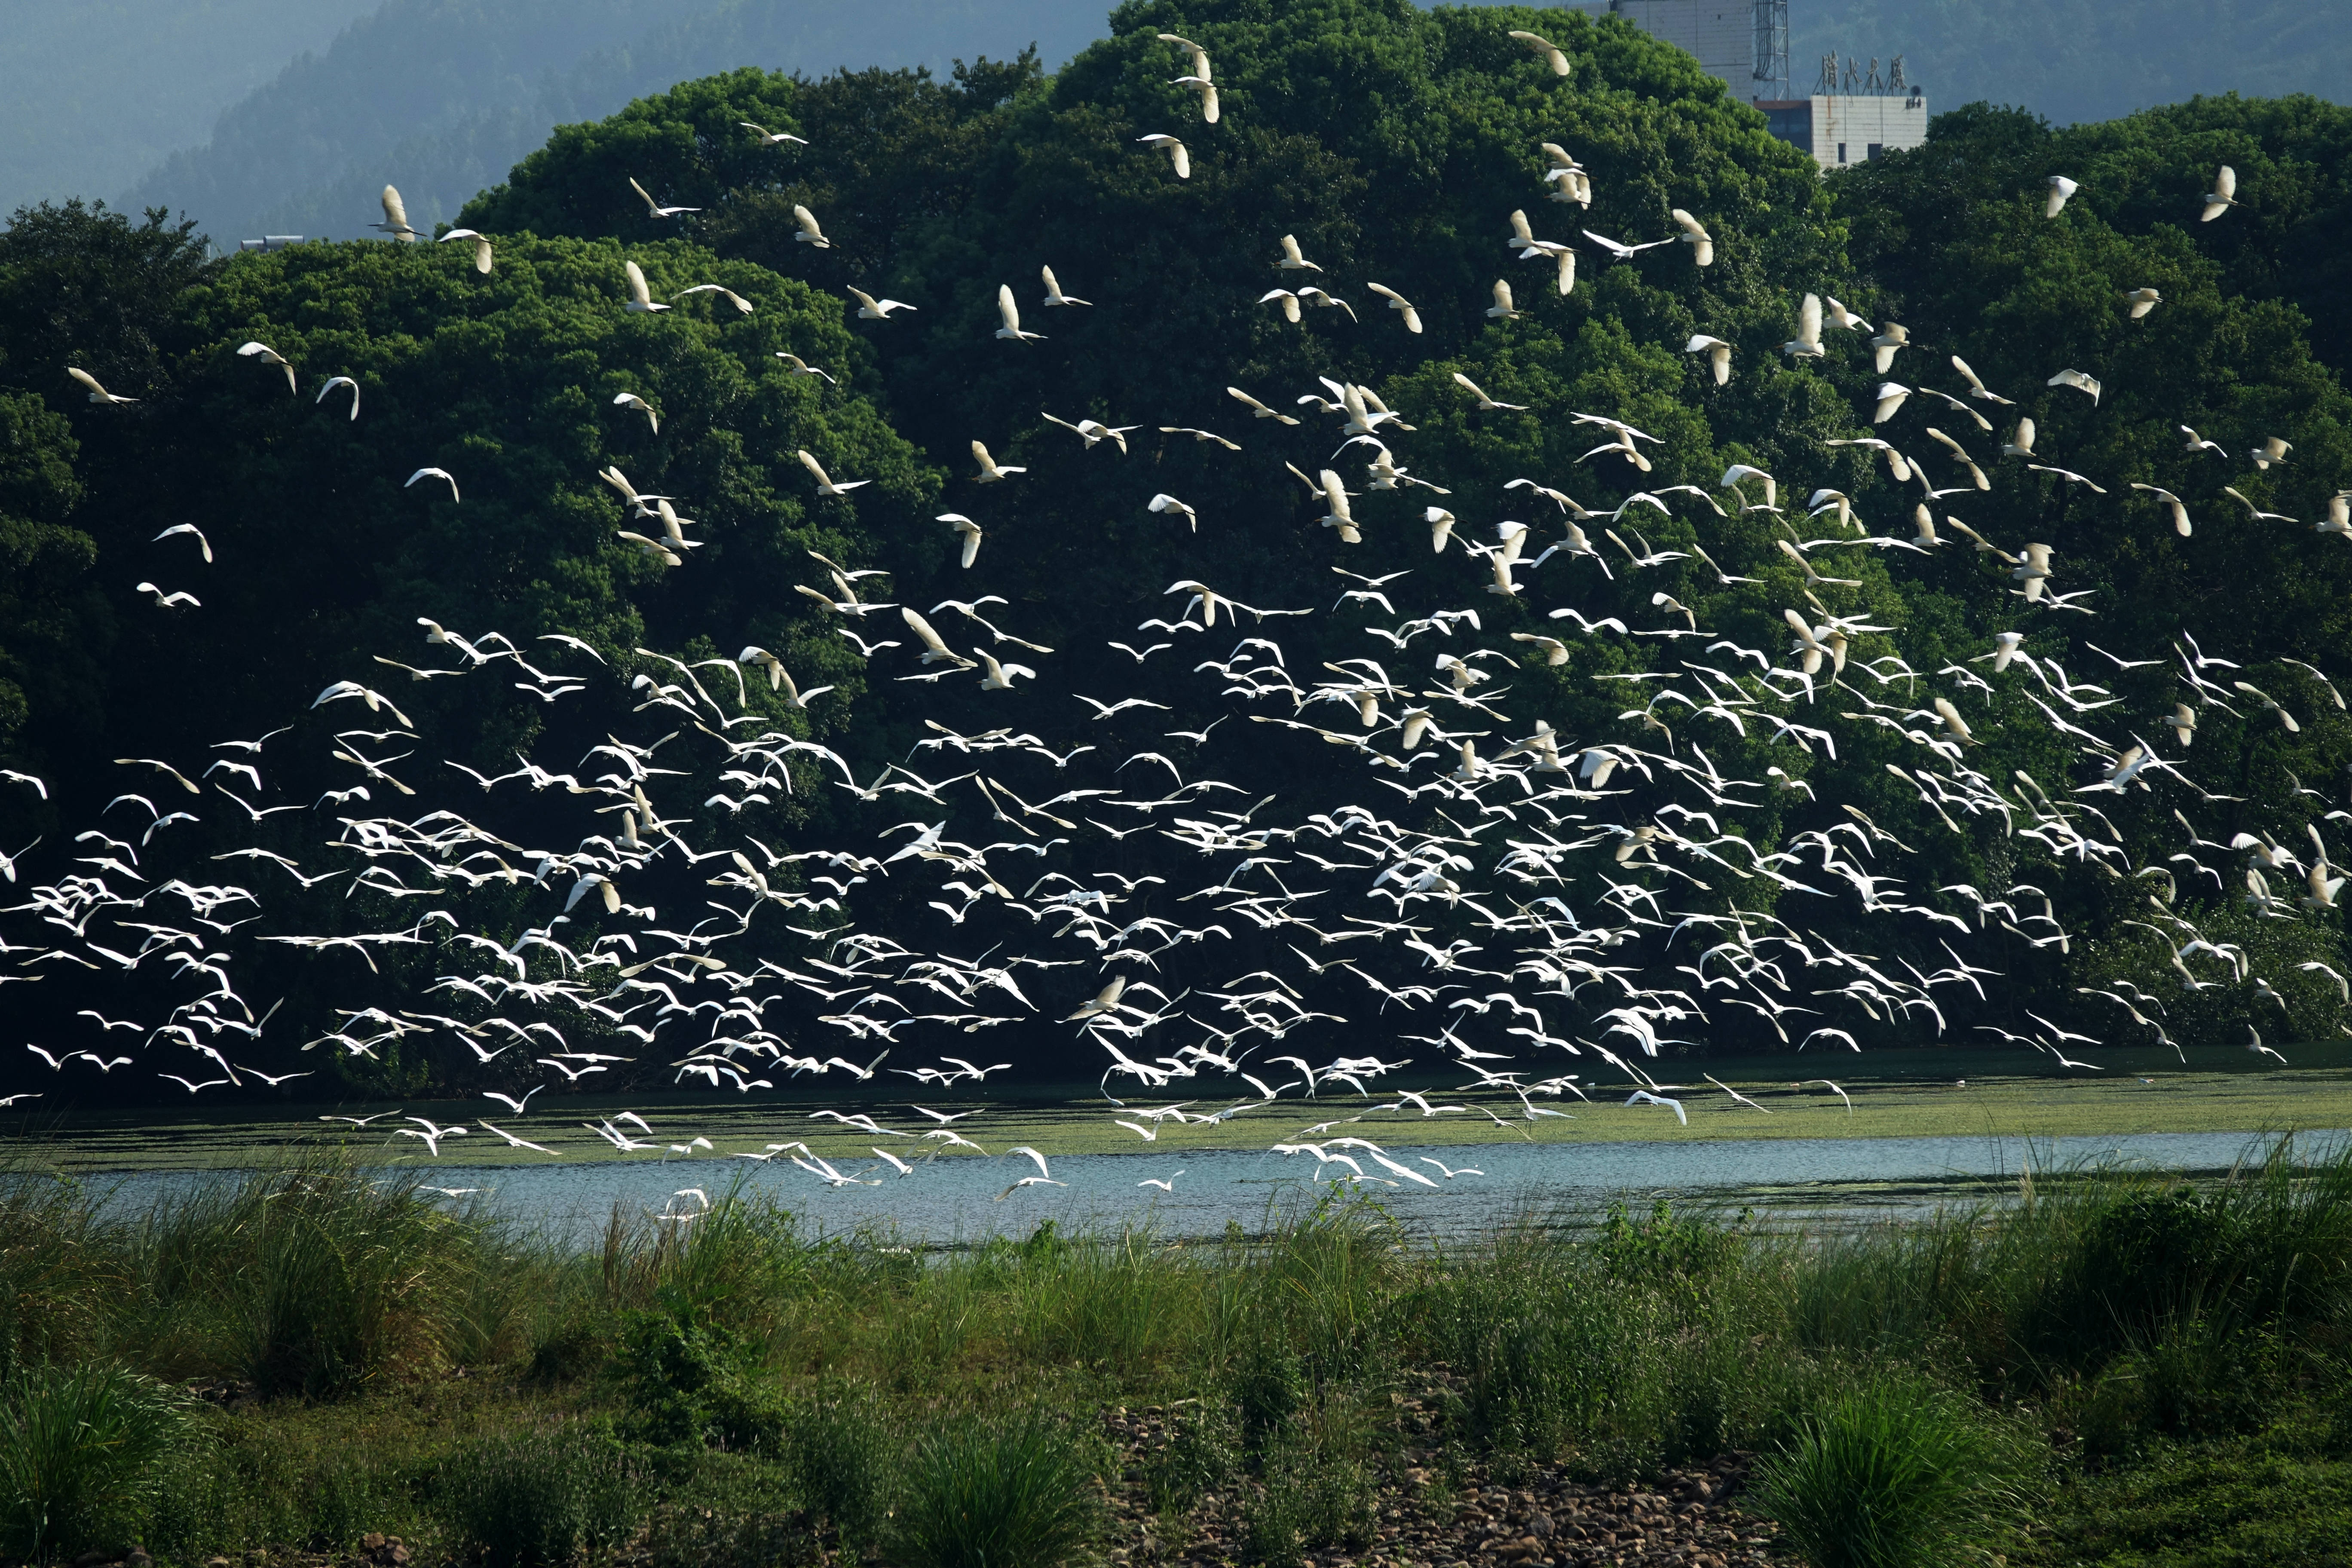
902,607,951,652
381,184,410,232
998,283,1022,332
625,260,653,307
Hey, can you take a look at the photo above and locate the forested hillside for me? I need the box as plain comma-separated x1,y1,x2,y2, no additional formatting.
5,0,2351,1109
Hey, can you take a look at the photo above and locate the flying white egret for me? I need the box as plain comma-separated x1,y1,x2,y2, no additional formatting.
628,176,700,219
847,286,916,320
2047,368,2101,404
2201,165,2240,222
1506,28,1570,74
612,392,658,433
68,367,135,404
1452,371,1527,410
1782,293,1824,358
237,341,296,393
672,283,753,313
1366,282,1422,334
798,450,871,496
372,185,418,240
940,513,984,567
315,376,360,420
152,524,211,563
1137,133,1190,178
995,284,1044,341
971,440,1025,481
1685,335,1731,385
1669,208,1714,265
438,228,493,272
623,261,670,313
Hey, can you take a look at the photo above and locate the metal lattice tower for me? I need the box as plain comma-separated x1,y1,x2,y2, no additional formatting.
1751,0,1790,97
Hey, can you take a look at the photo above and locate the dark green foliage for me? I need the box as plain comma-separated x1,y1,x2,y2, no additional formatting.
2029,1412,2352,1567
1596,1199,1749,1291
776,1390,893,1545
432,1424,640,1568
889,1407,1105,1568
1752,1369,2039,1568
612,1308,786,1451
0,1362,190,1562
9,12,2352,1094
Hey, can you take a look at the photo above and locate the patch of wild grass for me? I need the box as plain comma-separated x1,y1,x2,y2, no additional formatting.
1752,1368,2040,1568
0,1362,191,1562
432,1423,640,1568
120,1158,485,1395
890,1406,1103,1568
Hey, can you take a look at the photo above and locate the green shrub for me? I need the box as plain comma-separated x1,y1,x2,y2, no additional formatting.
433,1424,639,1568
1147,1399,1240,1515
613,1308,786,1452
0,1362,191,1562
890,1408,1102,1568
1239,1477,1303,1568
1265,1430,1378,1555
1232,1338,1306,1443
1752,1371,2036,1568
781,1390,893,1544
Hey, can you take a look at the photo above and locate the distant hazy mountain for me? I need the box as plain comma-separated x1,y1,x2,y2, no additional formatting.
0,0,377,219
118,0,1106,246
95,0,2352,252
1792,0,2348,125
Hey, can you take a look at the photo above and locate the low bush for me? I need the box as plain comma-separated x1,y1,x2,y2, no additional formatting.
612,1307,787,1452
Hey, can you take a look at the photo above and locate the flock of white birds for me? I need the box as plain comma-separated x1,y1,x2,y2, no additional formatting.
5,26,2346,1200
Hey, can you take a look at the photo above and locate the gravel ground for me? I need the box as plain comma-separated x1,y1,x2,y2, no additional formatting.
1100,1394,1783,1568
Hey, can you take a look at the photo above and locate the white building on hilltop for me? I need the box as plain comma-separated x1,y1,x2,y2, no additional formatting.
1566,0,1927,171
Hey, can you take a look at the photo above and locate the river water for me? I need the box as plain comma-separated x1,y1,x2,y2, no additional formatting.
81,1126,2341,1246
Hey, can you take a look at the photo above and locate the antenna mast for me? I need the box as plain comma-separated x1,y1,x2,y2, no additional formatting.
1752,0,1790,98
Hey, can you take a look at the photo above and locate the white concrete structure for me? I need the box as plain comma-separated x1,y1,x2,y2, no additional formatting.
1755,93,1929,169
1568,0,1928,171
1568,0,1759,92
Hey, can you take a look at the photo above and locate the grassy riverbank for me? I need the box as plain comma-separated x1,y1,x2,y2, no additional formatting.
20,1044,2352,1171
6,1146,2352,1567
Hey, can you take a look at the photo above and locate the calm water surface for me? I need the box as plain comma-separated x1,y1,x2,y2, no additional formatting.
84,1127,2344,1245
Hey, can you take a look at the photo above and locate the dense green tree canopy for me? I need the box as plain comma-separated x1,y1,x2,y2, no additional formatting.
4,4,2352,1110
